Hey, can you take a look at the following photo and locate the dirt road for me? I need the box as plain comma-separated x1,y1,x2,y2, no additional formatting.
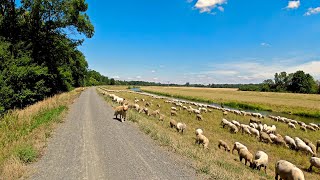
30,88,196,180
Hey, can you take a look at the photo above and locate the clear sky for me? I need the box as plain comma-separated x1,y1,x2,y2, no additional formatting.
79,0,320,84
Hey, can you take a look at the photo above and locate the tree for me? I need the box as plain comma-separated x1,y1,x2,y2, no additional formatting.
110,78,115,85
289,71,317,93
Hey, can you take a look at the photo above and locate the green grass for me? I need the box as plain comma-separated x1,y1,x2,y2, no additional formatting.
98,87,320,180
15,144,37,164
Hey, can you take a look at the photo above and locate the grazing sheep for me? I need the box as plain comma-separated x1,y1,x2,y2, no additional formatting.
273,134,288,147
143,108,149,116
252,151,268,173
221,118,231,128
195,128,203,136
196,114,203,121
239,149,253,167
145,102,151,107
159,114,165,121
260,132,273,144
250,118,261,124
232,142,248,154
300,126,307,131
285,136,297,150
157,104,161,108
266,125,276,134
223,111,228,116
170,110,178,116
308,157,320,172
249,127,260,138
242,127,252,135
176,122,186,133
114,105,129,122
150,109,160,117
170,119,177,128
317,140,320,152
171,107,177,111
306,125,316,131
195,134,209,149
218,140,231,152
275,160,305,180
229,123,239,134
231,120,241,127
288,122,296,129
302,139,317,155
295,137,315,156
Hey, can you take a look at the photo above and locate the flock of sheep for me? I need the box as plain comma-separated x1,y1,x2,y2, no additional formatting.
99,88,320,179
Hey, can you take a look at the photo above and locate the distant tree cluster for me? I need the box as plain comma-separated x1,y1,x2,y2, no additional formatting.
0,0,96,114
239,71,320,94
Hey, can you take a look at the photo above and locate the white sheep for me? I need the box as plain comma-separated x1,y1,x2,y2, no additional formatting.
249,127,260,138
195,128,203,136
176,122,186,133
195,134,209,149
295,137,314,155
275,160,305,180
288,122,296,129
252,151,268,173
232,142,248,154
284,136,297,150
308,157,320,172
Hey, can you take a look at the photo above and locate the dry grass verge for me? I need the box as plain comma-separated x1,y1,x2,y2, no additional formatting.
0,88,84,179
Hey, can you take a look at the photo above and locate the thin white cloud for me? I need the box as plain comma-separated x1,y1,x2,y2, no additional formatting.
304,7,320,16
151,70,156,73
136,76,141,79
217,6,224,12
261,42,271,47
194,0,227,13
112,75,120,79
153,77,158,80
286,1,300,9
186,0,193,3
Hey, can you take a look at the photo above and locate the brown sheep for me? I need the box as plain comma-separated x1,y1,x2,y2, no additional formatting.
218,140,230,152
196,114,203,121
171,110,177,116
170,119,177,128
114,105,129,122
150,109,160,117
195,134,209,149
239,148,253,167
260,132,273,144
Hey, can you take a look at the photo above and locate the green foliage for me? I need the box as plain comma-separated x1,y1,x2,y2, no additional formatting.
239,70,319,94
0,0,98,114
15,144,37,163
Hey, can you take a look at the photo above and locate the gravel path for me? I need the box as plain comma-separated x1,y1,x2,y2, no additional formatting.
30,87,196,180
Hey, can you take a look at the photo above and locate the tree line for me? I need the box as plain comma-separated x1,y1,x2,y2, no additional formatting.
239,71,320,94
0,0,105,114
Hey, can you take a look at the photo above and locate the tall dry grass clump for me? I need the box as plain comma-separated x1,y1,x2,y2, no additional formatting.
0,88,83,179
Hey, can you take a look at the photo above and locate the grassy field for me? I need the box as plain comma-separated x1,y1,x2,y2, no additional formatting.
98,86,320,180
140,86,320,119
0,88,84,179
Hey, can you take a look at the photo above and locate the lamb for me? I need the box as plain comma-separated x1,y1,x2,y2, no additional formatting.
170,110,177,116
195,134,209,149
176,122,186,133
170,119,177,128
114,105,129,122
285,136,297,150
218,140,231,152
238,148,253,167
275,160,305,180
196,114,203,121
195,128,203,136
260,132,273,144
308,157,320,172
252,151,268,173
288,122,296,129
232,142,248,154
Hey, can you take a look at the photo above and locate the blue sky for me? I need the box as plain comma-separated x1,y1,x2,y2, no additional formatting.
79,0,320,84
